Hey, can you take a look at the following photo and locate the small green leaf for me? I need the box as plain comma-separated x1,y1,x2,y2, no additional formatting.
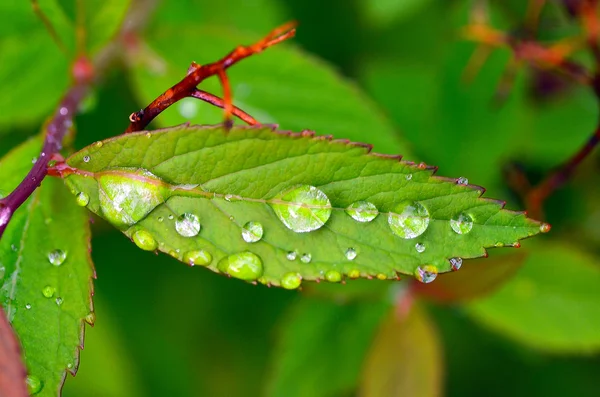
265,298,390,397
466,242,600,354
64,125,544,287
0,138,95,396
359,305,443,397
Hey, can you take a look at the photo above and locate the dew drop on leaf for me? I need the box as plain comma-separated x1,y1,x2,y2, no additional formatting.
450,213,474,235
405,174,412,180
415,243,426,253
457,177,469,185
345,248,357,260
41,286,56,298
345,201,379,222
300,253,312,263
183,250,212,266
157,216,164,223
348,269,361,279
281,272,302,290
0,266,5,280
26,375,43,395
270,185,332,233
217,251,263,281
540,223,551,233
47,249,67,266
415,265,438,283
286,251,297,261
83,155,90,163
85,312,96,325
325,270,342,283
132,229,158,251
241,221,264,243
450,257,463,271
175,213,201,237
388,201,430,239
55,297,63,306
75,192,89,207
25,303,31,310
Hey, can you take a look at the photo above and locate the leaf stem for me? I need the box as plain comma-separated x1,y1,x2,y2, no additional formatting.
0,306,28,397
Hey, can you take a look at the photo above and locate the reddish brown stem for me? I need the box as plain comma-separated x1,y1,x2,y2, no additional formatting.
125,21,296,133
188,89,258,125
0,306,28,397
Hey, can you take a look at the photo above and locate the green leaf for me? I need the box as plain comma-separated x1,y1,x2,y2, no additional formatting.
0,138,95,396
466,242,600,354
265,297,390,397
360,0,435,27
359,304,443,397
63,125,544,288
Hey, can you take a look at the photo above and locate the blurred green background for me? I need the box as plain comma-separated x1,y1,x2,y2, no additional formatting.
2,0,600,396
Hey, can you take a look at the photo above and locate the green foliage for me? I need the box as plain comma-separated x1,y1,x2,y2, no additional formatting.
0,138,94,396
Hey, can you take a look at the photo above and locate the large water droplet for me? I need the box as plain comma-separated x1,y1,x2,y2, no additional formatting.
325,270,342,283
345,201,378,222
42,286,56,298
75,192,89,207
132,229,158,251
388,201,430,239
175,213,201,237
183,250,212,266
270,185,332,233
300,253,312,263
98,171,168,229
450,213,474,234
415,243,426,253
450,257,463,271
345,248,357,260
281,272,302,290
242,221,264,243
48,249,67,266
217,251,263,281
26,375,43,395
415,265,438,283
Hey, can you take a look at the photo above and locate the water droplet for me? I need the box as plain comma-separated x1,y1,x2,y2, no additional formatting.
345,248,357,260
325,270,342,283
270,185,332,233
75,192,89,207
405,174,412,181
48,249,67,266
67,363,74,370
168,214,174,220
300,253,312,263
183,250,212,266
98,171,168,229
177,98,199,119
157,216,164,222
377,273,387,280
457,177,468,185
85,312,96,325
540,223,551,233
224,194,234,202
286,251,297,261
55,297,64,306
450,213,474,235
345,201,378,222
83,155,90,163
94,141,103,148
10,244,17,252
26,375,43,395
415,243,426,253
450,257,462,271
388,201,430,239
0,266,5,280
25,303,31,310
42,286,56,298
348,269,361,279
32,157,37,164
281,272,302,290
132,229,158,251
242,221,264,243
217,251,263,281
175,213,201,237
415,265,438,283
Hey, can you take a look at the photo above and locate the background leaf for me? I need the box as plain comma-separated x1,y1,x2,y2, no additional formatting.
0,138,94,396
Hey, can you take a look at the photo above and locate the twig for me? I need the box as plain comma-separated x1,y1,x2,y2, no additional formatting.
0,306,28,397
125,21,296,133
189,89,259,125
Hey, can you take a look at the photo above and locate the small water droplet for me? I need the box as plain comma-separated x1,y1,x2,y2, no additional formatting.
25,303,31,310
270,185,332,233
345,201,379,222
26,375,43,395
415,265,438,283
325,270,342,283
168,214,174,220
286,251,297,261
132,229,158,251
457,177,468,185
242,221,264,243
450,257,462,271
415,243,426,253
42,286,56,298
94,141,103,148
300,253,312,263
32,157,37,164
377,273,387,280
85,312,96,325
55,297,64,306
348,269,361,279
540,223,551,233
281,272,302,290
157,216,164,222
75,192,89,207
224,194,234,202
83,155,90,163
388,201,430,239
405,174,412,180
217,251,263,280
450,213,474,234
0,266,5,280
48,249,67,266
10,244,17,252
183,250,212,266
67,363,74,370
175,213,201,237
345,248,357,261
